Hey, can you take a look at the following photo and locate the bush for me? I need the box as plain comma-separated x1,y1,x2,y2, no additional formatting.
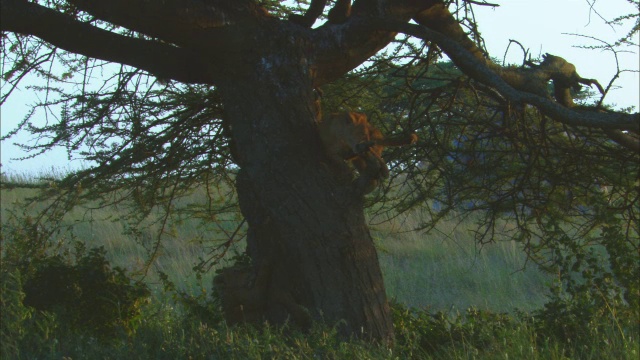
0,268,60,359
21,245,151,339
391,302,515,357
1,212,150,339
527,215,639,354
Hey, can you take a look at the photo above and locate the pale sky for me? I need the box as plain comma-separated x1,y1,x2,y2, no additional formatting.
474,0,639,108
1,0,638,174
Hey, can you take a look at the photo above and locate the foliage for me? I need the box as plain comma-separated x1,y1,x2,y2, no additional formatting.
2,294,636,359
3,1,636,271
1,214,150,341
156,269,224,328
1,0,638,347
520,192,640,349
392,302,515,357
391,302,638,359
1,188,637,358
22,246,151,339
3,0,638,287
526,286,637,356
324,54,640,320
0,269,58,360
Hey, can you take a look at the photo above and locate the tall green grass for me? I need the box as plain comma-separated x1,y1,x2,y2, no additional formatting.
371,210,550,312
2,171,636,359
1,171,550,312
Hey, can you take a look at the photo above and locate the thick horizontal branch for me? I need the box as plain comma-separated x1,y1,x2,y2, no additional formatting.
1,0,216,84
371,19,640,132
603,129,640,153
65,0,262,48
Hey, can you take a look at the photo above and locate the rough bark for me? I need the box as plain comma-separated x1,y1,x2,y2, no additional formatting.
1,0,410,344
214,28,394,343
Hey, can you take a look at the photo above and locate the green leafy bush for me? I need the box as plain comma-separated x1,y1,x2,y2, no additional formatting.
1,212,150,339
157,269,224,328
527,213,639,353
391,302,515,356
0,269,58,359
21,245,151,339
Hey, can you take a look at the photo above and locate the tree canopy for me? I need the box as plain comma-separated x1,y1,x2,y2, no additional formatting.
1,0,638,343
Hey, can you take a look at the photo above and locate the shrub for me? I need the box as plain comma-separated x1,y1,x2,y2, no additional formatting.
21,245,151,339
527,216,639,353
391,302,515,356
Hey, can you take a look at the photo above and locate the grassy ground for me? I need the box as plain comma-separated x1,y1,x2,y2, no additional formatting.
1,172,636,359
1,174,551,313
371,210,550,312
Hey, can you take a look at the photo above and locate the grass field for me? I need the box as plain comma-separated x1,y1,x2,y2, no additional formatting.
0,171,550,313
1,171,636,359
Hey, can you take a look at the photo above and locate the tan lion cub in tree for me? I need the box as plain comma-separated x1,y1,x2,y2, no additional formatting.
318,112,418,194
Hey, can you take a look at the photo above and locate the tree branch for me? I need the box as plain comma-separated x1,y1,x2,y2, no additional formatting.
313,0,438,85
1,0,215,84
65,0,268,48
289,0,328,28
603,129,640,152
371,19,640,132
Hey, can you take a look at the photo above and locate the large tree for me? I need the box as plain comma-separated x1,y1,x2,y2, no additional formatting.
1,0,638,344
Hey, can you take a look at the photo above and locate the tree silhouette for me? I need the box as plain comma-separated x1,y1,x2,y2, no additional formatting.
1,0,638,343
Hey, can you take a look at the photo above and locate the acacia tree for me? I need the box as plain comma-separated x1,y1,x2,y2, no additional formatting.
1,0,638,344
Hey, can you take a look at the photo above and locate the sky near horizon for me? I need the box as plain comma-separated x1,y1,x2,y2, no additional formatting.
1,0,638,174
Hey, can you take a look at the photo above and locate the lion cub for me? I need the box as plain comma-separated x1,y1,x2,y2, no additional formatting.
318,112,418,194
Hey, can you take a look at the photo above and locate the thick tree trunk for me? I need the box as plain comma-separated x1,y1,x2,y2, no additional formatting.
214,28,394,344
